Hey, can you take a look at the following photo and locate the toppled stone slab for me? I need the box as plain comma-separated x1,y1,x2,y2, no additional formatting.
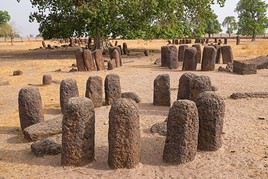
244,56,268,69
230,92,268,99
233,60,257,75
218,63,233,73
121,92,141,103
150,122,167,136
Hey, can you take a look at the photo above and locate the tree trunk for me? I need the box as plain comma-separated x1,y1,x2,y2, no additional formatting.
252,32,256,41
208,33,211,38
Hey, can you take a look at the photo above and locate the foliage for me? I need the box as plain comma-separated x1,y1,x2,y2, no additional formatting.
0,10,10,25
204,11,222,37
222,16,237,37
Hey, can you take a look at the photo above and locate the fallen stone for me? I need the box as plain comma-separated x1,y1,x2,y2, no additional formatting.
13,70,23,76
121,92,141,103
233,60,257,75
42,74,52,85
230,92,268,99
150,122,167,136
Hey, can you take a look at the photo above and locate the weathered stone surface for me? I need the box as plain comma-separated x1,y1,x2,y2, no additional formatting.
111,48,120,67
108,60,116,70
75,48,86,71
121,92,141,103
105,74,121,105
24,115,62,141
192,44,202,64
224,38,228,44
236,36,240,45
83,49,96,71
108,98,140,169
123,42,128,55
214,45,222,64
243,56,268,69
233,60,257,75
19,87,44,131
42,74,52,85
42,41,46,48
62,97,95,166
144,49,149,56
153,74,171,106
94,49,105,71
60,79,79,114
13,70,23,76
190,75,213,101
178,45,188,62
230,92,268,99
150,122,167,136
31,134,62,157
183,47,197,71
161,45,178,69
221,45,234,64
85,76,103,108
196,92,225,151
163,100,199,164
201,46,216,71
177,72,198,100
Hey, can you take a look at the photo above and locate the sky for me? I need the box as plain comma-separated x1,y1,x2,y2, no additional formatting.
0,0,267,37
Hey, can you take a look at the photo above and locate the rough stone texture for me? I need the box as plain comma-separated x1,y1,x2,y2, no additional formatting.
13,70,23,76
153,74,171,106
24,115,62,141
201,46,216,71
85,76,103,108
111,48,120,67
42,41,46,48
230,92,268,99
161,45,178,69
42,74,52,85
121,92,141,103
108,98,140,169
123,42,128,55
224,38,228,44
94,49,105,71
177,72,198,100
163,100,199,164
236,36,240,45
150,122,167,136
62,97,95,166
18,87,44,131
108,60,116,70
233,60,257,75
183,47,197,71
83,49,96,71
196,92,225,151
178,45,188,62
105,74,121,105
214,45,222,64
243,56,268,69
144,49,149,56
190,75,213,101
75,48,86,71
221,45,234,64
60,79,79,114
192,44,202,63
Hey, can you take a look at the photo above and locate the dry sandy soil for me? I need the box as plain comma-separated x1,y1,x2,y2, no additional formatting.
0,39,268,179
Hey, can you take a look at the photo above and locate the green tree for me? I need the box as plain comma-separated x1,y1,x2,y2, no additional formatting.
0,10,10,25
235,0,268,41
222,16,237,37
205,12,222,37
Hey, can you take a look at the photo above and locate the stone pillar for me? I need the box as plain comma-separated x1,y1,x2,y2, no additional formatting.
62,97,95,166
161,45,178,68
123,42,128,55
108,98,140,169
111,49,120,67
60,79,79,114
178,45,188,62
18,87,44,130
177,72,197,100
153,74,171,106
236,36,240,45
182,47,197,71
196,92,225,151
224,38,228,44
163,100,199,164
75,48,86,71
190,75,212,101
213,45,222,64
42,74,52,85
83,49,96,71
105,74,121,105
221,45,234,64
94,49,105,71
201,46,216,71
85,76,103,108
192,44,202,64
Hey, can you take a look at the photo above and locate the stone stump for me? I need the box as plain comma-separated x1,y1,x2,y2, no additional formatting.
178,45,188,62
85,76,103,108
177,72,197,100
123,42,128,55
192,44,202,63
201,46,216,71
94,49,105,71
75,48,86,71
61,97,95,166
221,45,234,64
105,74,121,105
42,74,52,85
182,47,197,71
19,87,44,130
196,92,225,151
163,100,199,164
153,74,171,106
60,79,79,114
83,49,96,71
161,45,178,68
190,75,212,101
108,98,140,169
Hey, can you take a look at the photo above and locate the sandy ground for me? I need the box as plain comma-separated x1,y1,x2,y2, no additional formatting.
0,40,268,179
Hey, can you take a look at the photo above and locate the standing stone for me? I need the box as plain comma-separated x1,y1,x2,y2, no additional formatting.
94,49,105,71
153,74,171,106
201,46,216,71
163,100,199,164
177,73,198,100
75,48,86,71
85,76,103,108
221,45,234,64
183,47,197,71
60,79,79,114
144,49,149,56
190,75,212,101
18,87,44,130
62,97,95,166
236,36,240,45
196,92,225,151
178,45,188,62
111,49,120,67
42,41,46,48
108,98,140,169
192,44,202,63
105,74,121,105
42,74,52,85
83,49,96,71
108,60,116,70
161,45,178,68
123,42,128,55
224,38,228,44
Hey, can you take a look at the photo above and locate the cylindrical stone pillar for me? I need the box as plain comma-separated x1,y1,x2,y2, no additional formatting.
190,75,212,101
105,74,121,105
201,46,216,71
192,44,202,64
85,76,103,108
177,72,197,100
221,45,234,64
75,48,86,71
161,45,178,69
178,45,188,62
182,47,197,71
153,74,171,106
42,74,52,85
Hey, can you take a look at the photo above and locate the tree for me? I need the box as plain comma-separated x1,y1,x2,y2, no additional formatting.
222,16,237,37
0,10,10,25
236,0,268,41
205,12,222,37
